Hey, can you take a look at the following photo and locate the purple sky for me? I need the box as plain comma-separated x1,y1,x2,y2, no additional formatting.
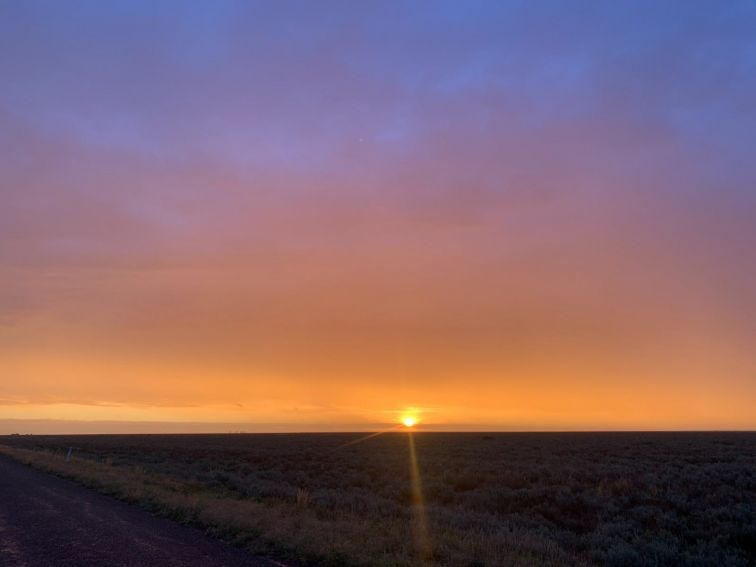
1,1,755,431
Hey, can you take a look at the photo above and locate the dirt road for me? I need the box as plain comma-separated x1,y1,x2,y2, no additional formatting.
0,456,280,567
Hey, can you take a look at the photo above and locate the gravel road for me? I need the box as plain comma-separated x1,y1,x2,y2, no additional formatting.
0,455,282,567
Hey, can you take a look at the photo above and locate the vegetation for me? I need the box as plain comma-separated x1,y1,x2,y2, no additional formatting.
1,432,754,567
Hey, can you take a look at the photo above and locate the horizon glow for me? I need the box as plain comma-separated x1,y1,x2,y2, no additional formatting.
1,1,755,434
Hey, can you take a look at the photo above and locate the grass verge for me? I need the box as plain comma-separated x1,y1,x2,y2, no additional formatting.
0,443,587,567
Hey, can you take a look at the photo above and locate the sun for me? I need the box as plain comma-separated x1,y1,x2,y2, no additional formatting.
402,415,417,428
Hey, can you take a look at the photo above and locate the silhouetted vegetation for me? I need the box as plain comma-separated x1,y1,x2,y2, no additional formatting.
1,432,754,566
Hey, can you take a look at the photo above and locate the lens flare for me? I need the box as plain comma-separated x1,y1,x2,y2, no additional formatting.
407,431,431,562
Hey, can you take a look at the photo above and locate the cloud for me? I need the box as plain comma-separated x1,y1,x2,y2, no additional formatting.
0,1,755,429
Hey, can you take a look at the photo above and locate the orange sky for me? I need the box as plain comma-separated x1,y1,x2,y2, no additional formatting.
1,2,755,432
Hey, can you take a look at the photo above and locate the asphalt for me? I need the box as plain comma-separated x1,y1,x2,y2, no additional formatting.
0,455,282,567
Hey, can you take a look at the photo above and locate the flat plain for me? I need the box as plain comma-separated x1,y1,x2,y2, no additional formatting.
1,432,754,567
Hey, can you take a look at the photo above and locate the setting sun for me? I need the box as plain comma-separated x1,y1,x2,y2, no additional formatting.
0,4,754,567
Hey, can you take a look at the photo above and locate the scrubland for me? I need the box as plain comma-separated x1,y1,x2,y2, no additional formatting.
1,432,754,567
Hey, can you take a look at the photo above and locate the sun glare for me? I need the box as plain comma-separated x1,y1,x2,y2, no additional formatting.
402,415,417,428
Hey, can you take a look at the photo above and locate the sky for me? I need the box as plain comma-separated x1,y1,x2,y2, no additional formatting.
1,1,755,433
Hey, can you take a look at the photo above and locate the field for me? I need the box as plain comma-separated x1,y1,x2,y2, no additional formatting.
1,432,754,567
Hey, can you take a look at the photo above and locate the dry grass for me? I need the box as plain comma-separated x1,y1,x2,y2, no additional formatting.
0,442,585,567
2,432,754,567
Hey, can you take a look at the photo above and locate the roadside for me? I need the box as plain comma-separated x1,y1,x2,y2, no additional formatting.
0,454,284,567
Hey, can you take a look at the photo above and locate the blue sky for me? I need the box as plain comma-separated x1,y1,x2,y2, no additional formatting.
1,1,755,431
